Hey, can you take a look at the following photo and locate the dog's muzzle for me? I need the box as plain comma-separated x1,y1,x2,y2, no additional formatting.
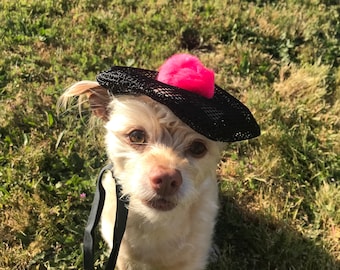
142,166,182,211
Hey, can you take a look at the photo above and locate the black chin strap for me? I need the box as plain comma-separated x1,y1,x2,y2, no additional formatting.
83,164,129,270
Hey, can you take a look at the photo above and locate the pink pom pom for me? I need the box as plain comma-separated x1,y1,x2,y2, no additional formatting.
157,53,215,99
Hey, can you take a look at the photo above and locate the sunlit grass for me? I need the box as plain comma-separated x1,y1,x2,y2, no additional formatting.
0,0,339,269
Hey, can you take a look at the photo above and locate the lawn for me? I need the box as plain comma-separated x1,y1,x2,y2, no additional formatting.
0,0,339,269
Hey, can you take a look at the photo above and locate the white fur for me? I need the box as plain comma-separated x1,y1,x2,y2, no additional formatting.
60,82,225,270
101,96,224,270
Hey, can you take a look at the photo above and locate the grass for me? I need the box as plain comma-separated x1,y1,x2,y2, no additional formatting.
0,0,339,269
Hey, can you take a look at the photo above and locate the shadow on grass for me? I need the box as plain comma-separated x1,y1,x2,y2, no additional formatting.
208,194,339,270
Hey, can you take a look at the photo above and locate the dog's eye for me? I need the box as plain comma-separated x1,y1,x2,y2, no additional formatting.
187,140,207,158
128,130,146,144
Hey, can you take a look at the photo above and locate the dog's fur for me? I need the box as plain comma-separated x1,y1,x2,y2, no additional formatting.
60,81,226,270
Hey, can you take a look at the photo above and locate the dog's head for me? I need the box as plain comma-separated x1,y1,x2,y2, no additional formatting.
60,81,225,216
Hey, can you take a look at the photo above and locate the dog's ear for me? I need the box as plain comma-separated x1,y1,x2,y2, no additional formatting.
59,80,111,121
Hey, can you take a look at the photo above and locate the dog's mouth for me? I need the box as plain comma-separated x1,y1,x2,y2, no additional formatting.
143,197,177,211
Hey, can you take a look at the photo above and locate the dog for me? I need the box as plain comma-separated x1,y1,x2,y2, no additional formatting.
60,80,225,270
60,54,260,270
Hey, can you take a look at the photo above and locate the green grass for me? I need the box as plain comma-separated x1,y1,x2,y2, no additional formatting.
0,0,339,269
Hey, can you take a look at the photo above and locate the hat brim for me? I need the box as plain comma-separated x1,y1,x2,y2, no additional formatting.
96,66,260,142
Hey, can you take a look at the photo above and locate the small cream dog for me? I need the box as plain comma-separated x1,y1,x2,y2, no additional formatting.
61,81,224,270
60,54,260,270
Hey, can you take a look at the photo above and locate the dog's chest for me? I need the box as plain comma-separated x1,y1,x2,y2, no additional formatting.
123,211,197,262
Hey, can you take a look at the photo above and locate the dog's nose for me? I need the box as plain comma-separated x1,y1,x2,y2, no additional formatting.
149,167,182,196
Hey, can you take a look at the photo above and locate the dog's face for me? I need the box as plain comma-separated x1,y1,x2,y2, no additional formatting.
59,81,225,219
104,95,225,217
